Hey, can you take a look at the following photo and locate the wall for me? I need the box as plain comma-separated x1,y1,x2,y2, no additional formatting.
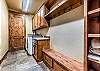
25,15,33,35
25,15,33,49
0,0,8,60
36,5,84,63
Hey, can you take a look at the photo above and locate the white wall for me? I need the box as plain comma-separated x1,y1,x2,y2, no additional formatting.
48,19,84,63
25,15,33,49
0,0,8,60
36,5,84,63
25,15,33,35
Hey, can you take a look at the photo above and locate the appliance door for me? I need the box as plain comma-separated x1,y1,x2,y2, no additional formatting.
27,36,33,55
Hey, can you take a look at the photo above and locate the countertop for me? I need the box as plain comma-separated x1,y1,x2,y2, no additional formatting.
33,37,50,40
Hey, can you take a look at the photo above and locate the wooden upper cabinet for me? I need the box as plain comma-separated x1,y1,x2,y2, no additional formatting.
32,5,48,31
36,14,38,28
34,15,36,29
40,5,48,28
32,17,35,30
37,11,41,28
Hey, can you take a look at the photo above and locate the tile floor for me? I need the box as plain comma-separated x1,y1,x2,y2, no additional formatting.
0,50,50,71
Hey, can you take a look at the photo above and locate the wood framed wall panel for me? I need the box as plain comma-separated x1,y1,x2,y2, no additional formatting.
32,5,49,31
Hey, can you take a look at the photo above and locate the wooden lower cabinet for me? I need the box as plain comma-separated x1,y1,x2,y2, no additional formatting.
33,39,50,62
43,53,69,71
53,61,68,71
43,53,53,68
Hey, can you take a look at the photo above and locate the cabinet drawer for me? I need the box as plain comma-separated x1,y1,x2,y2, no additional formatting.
44,54,52,68
53,61,68,71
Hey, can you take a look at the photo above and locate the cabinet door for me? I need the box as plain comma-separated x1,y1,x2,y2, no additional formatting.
53,61,68,71
34,43,37,59
43,53,53,68
35,14,38,29
40,6,48,27
34,15,37,29
45,40,50,48
32,18,35,30
37,11,41,28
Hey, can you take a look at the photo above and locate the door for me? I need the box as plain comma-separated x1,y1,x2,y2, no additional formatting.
9,13,25,51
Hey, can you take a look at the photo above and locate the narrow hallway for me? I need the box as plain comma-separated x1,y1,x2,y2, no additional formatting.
0,50,50,71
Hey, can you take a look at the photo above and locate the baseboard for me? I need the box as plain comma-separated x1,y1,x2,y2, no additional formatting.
0,50,9,64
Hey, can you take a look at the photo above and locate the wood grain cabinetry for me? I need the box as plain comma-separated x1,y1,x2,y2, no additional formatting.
32,5,48,31
84,0,100,71
43,49,83,71
43,54,53,68
33,39,50,62
53,61,68,71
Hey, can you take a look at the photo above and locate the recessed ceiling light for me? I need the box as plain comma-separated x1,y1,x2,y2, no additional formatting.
22,0,29,12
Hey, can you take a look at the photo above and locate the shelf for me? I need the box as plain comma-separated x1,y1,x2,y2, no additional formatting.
45,0,83,20
88,54,100,64
88,8,100,17
88,8,100,15
88,34,100,37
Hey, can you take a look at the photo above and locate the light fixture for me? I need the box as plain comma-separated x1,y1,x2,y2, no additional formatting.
22,0,29,12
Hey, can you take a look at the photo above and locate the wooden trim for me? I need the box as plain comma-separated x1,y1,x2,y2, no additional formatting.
84,0,88,70
32,5,49,31
0,50,9,64
43,53,53,68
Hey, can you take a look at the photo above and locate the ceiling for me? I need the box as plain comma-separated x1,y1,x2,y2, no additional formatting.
6,0,45,14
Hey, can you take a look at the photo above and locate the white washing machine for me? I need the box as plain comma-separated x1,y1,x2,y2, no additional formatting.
27,34,33,55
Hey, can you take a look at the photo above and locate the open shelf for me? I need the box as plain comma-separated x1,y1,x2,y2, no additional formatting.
88,34,100,37
88,8,100,15
88,8,100,18
85,0,100,70
88,54,100,64
45,0,83,20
